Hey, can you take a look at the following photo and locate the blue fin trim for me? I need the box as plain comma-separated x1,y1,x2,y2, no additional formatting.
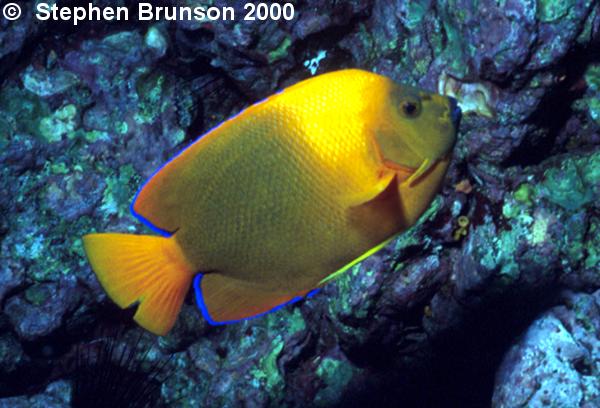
129,94,278,236
129,200,173,237
193,274,319,326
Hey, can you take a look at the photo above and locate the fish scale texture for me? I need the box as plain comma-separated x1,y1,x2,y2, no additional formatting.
142,70,393,291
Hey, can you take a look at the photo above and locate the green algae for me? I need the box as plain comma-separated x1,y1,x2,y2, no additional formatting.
587,99,600,124
480,224,523,283
329,264,370,319
263,304,306,334
530,212,550,245
4,134,97,282
360,22,378,55
136,73,165,125
514,183,536,206
49,162,70,175
286,308,306,334
250,338,284,394
161,338,219,406
0,86,50,139
584,64,600,91
537,0,575,23
268,37,291,63
21,214,94,282
39,104,79,142
115,121,129,135
83,130,111,143
24,285,50,306
22,65,79,97
495,151,600,281
15,234,45,262
578,5,599,44
404,1,428,30
540,153,599,211
561,213,587,266
584,218,599,271
100,165,140,217
247,309,306,396
314,357,356,407
502,199,523,220
436,3,469,77
583,64,600,124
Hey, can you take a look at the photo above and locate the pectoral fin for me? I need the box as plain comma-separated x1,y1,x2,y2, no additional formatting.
343,170,396,208
346,169,406,257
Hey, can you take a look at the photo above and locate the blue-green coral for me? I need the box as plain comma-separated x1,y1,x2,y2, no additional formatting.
540,152,599,211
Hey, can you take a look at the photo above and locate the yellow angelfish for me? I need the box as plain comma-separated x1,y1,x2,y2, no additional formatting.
83,69,460,335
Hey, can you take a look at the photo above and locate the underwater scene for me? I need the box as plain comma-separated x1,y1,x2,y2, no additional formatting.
1,0,599,407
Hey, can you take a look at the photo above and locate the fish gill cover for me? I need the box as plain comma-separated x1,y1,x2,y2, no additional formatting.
0,1,599,407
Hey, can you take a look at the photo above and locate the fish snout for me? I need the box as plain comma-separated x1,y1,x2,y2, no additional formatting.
449,97,462,128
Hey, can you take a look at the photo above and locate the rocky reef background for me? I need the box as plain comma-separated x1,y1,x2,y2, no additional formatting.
1,0,599,407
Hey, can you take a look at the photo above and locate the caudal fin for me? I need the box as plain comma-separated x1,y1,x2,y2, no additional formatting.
82,233,194,335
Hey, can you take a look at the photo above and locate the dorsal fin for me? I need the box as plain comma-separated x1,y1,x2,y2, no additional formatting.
131,96,278,235
131,153,190,235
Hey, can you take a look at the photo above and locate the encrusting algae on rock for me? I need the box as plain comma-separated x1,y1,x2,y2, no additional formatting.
82,69,460,335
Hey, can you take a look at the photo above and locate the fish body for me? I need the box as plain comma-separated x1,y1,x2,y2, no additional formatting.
83,69,459,335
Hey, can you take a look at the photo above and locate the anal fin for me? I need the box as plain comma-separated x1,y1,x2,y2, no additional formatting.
194,273,309,325
318,234,396,285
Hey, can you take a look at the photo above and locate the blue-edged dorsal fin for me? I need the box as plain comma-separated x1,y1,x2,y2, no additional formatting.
131,93,282,236
131,156,186,235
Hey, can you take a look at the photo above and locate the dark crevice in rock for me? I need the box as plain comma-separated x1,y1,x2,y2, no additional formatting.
0,282,32,310
21,330,74,360
177,73,243,143
0,304,140,398
335,284,563,408
503,44,600,168
0,360,53,399
39,0,154,40
2,1,156,84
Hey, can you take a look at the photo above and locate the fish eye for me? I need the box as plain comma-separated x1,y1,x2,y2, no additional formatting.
400,97,421,118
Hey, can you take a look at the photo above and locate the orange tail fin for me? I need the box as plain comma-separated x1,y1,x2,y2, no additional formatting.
82,233,194,335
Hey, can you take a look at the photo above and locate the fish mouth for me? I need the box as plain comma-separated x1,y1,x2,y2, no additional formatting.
383,160,417,174
449,97,462,128
383,154,451,187
383,160,417,182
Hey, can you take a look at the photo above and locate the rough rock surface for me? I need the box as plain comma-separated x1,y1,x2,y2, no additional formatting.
493,290,600,407
0,0,599,407
0,381,71,408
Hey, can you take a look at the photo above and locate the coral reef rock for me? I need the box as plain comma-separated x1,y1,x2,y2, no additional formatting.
1,0,599,406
